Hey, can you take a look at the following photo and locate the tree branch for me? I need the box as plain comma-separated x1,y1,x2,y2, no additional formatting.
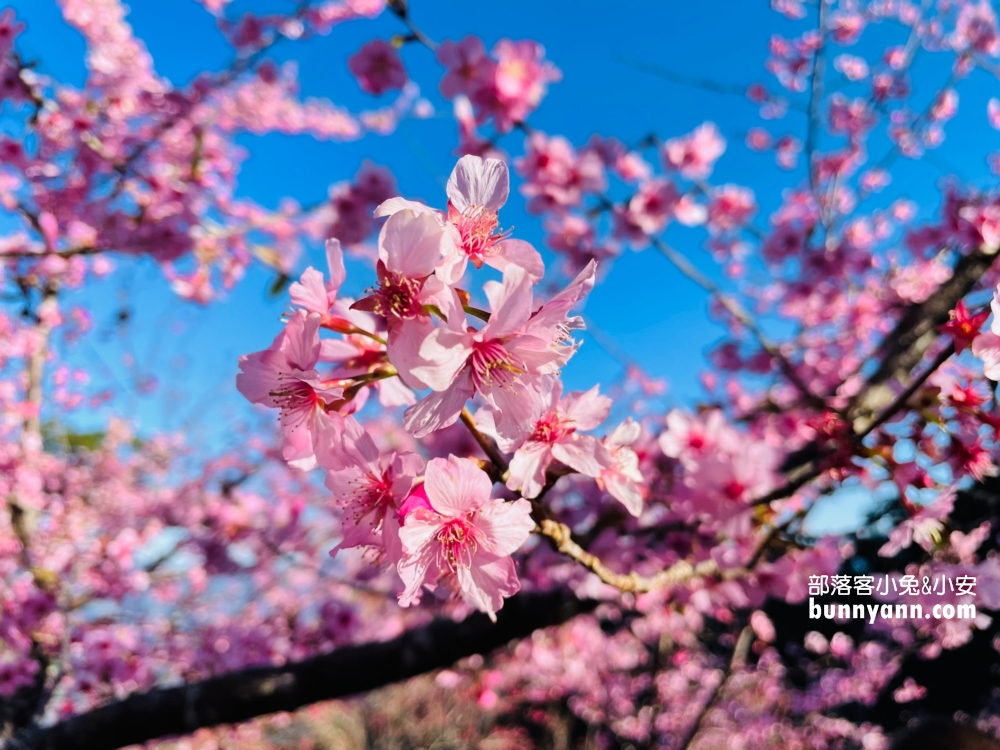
9,590,596,750
459,406,509,476
848,246,997,431
534,517,730,593
805,0,829,196
675,624,753,750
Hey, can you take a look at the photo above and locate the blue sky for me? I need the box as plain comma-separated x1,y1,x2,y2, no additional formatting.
6,1,1000,529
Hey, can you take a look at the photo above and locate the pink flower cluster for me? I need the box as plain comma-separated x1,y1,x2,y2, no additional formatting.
240,155,655,619
436,36,561,132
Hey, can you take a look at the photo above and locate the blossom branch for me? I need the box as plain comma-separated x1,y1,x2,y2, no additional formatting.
456,404,727,596
107,0,317,184
0,245,102,260
614,53,807,112
675,624,754,750
856,340,956,440
459,406,509,478
8,590,596,750
387,1,438,51
533,516,727,594
2,284,60,734
848,246,998,429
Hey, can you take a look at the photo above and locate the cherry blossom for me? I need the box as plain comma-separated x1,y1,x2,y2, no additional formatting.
596,419,645,516
325,421,424,561
7,1,1000,747
479,378,612,499
403,261,596,439
348,39,407,96
662,122,726,179
396,455,534,620
236,311,351,471
940,300,990,353
375,155,544,283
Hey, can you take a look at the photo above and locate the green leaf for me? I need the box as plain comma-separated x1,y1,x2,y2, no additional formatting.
422,304,448,322
463,305,491,323
268,273,291,298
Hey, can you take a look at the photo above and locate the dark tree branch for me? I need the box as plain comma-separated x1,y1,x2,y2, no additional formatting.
9,589,596,750
848,247,998,431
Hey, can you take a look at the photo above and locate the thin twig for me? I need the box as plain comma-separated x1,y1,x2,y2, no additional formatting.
805,0,829,196
650,236,828,411
387,2,439,51
0,245,102,260
856,341,956,440
106,0,314,194
459,407,509,475
614,54,807,113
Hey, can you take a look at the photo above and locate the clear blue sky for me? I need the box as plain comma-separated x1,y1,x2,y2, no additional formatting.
6,0,1000,519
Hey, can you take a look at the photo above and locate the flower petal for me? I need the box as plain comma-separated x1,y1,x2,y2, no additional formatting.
423,455,493,516
551,435,611,478
457,553,520,622
381,210,448,278
506,442,552,499
403,371,475,438
446,155,509,213
476,498,534,557
486,239,545,282
560,385,611,431
374,197,438,218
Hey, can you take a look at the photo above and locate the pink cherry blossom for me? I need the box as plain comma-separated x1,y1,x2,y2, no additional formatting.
625,179,683,235
775,134,802,169
487,40,561,131
351,208,463,388
939,300,990,353
0,9,24,56
659,409,733,466
879,489,955,557
452,94,500,159
973,331,1000,380
348,39,407,96
437,36,494,99
396,455,534,620
289,238,348,325
403,261,596,440
834,54,869,81
318,300,415,407
516,132,607,214
442,155,544,281
953,1,1000,56
597,419,645,516
989,98,1000,130
707,185,757,234
746,128,772,150
829,11,865,45
435,36,559,132
479,378,613,499
662,122,726,179
325,421,424,562
236,311,350,471
375,155,544,283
